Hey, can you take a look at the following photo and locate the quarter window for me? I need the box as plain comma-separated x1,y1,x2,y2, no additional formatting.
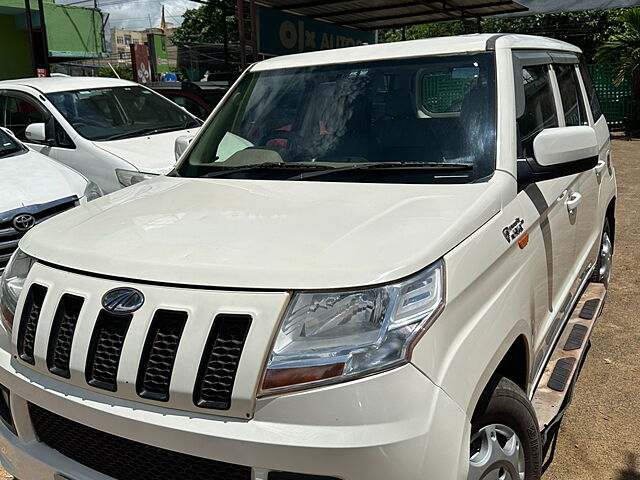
555,64,587,127
517,65,558,158
579,60,603,121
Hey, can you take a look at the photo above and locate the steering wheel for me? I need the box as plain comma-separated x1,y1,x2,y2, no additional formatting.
259,130,297,147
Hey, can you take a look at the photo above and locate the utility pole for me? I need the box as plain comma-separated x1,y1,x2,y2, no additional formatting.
221,1,229,70
24,0,50,76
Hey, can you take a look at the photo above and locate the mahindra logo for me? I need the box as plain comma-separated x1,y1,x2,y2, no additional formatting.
12,213,36,232
101,288,145,314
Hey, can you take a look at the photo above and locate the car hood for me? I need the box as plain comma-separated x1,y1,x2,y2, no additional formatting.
0,149,87,213
92,128,199,174
21,175,504,290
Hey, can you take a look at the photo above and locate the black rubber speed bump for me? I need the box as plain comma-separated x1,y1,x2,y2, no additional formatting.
579,299,600,320
564,324,588,351
548,357,576,392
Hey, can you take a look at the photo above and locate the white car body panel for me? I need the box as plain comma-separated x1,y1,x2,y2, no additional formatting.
0,149,87,212
21,175,501,289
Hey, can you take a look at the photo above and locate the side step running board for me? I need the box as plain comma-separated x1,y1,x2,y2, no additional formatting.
532,282,607,432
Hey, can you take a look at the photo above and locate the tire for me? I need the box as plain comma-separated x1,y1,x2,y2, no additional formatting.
468,377,542,480
591,218,613,287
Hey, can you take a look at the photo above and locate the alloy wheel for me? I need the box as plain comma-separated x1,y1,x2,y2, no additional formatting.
468,424,526,480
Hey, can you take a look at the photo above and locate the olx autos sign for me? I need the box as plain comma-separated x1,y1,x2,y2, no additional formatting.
258,6,374,56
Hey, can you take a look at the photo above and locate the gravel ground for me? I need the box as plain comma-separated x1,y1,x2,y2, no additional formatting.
0,139,637,479
544,138,640,480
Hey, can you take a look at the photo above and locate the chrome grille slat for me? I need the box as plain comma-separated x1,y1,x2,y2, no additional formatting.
0,227,18,239
0,238,19,250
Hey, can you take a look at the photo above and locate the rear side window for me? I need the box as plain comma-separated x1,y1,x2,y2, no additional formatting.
517,65,558,158
555,64,588,127
579,60,603,121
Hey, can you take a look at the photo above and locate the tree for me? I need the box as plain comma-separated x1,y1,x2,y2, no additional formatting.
595,9,640,86
171,2,238,45
382,8,629,62
98,65,133,81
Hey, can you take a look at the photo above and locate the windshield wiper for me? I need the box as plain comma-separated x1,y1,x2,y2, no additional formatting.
103,123,195,141
200,162,330,178
289,162,474,180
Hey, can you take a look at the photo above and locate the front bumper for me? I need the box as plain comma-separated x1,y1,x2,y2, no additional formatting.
0,347,470,480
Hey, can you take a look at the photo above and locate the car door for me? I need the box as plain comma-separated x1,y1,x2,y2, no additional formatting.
0,91,49,154
551,59,600,283
0,90,76,158
513,53,580,377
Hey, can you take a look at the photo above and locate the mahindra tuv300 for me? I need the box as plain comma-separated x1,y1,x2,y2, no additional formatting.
0,34,616,480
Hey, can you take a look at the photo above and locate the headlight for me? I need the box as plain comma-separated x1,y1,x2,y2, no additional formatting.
0,250,36,333
83,181,103,202
115,169,158,187
260,260,445,395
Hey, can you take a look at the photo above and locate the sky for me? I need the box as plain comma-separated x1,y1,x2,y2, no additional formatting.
59,0,193,31
57,0,640,32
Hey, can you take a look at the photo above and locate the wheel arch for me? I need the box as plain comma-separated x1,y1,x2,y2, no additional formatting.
606,196,616,248
466,330,532,419
493,334,529,393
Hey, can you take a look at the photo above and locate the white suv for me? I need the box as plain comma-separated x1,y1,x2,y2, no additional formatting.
0,34,616,480
0,77,201,193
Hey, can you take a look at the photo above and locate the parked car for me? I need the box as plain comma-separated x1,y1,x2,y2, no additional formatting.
150,82,228,119
0,34,616,480
0,77,201,193
0,127,100,273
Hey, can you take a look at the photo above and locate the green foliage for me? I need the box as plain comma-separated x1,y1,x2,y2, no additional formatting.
98,65,133,81
171,1,238,45
382,8,629,62
595,8,640,86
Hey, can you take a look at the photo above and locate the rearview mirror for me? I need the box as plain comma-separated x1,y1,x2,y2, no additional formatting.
518,126,598,187
174,135,194,161
24,123,47,144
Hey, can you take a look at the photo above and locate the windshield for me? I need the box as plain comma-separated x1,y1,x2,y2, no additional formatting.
46,86,201,141
178,53,496,184
0,129,25,158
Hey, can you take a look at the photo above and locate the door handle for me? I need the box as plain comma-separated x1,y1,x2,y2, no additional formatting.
595,159,607,175
566,192,583,212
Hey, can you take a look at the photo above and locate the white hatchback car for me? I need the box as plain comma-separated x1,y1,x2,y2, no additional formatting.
0,77,201,193
0,128,100,274
0,35,617,480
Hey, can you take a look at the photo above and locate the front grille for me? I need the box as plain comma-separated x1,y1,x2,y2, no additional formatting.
194,314,252,410
0,196,77,272
0,227,20,273
85,310,132,392
47,294,84,378
19,276,255,412
137,309,187,401
28,402,252,480
17,284,47,365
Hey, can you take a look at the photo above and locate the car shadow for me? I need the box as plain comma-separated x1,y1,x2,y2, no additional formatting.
616,453,640,480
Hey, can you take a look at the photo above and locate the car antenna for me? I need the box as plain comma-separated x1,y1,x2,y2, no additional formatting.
108,62,121,79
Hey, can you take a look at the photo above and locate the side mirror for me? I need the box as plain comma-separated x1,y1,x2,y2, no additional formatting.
518,126,598,187
174,135,194,161
24,123,47,144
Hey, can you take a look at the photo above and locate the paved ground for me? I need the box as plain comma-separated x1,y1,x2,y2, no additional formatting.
0,139,637,479
544,138,640,480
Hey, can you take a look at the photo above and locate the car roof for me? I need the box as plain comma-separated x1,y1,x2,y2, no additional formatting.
252,34,581,72
0,76,138,94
